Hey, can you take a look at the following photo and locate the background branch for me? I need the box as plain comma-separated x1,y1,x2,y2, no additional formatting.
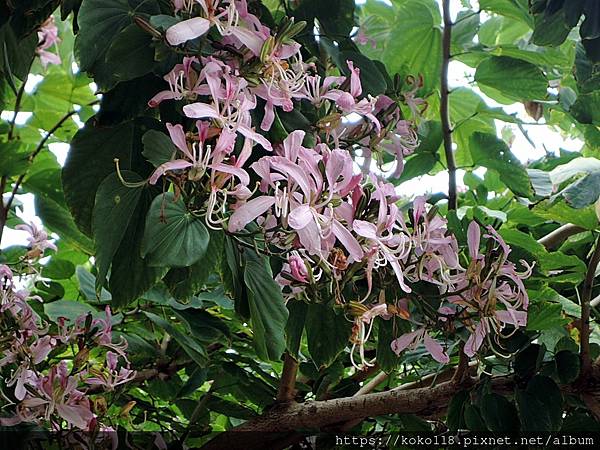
440,0,456,211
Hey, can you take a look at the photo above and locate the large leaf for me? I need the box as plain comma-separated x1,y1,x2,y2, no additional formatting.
108,189,166,307
163,230,224,300
469,132,533,198
516,375,563,431
479,0,533,27
305,303,351,368
103,24,156,85
63,118,159,236
144,311,208,367
74,0,159,86
381,0,441,93
479,393,520,432
475,56,548,103
243,253,289,361
141,192,210,268
92,171,144,289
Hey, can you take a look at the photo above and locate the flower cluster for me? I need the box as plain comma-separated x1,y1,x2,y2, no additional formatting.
0,225,135,430
141,0,531,369
36,17,61,68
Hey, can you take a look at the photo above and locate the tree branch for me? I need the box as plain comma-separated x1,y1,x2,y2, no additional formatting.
537,224,585,250
276,352,298,403
200,376,511,450
3,109,81,219
440,0,456,211
580,235,600,379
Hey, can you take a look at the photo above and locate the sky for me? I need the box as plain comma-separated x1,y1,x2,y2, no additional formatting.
0,0,583,248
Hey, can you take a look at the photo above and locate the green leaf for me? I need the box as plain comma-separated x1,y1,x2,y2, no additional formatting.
479,0,533,27
469,132,533,197
92,171,144,289
144,311,208,367
43,258,76,280
163,230,224,300
285,300,307,358
447,390,469,431
571,91,600,125
34,195,94,255
305,303,351,368
516,375,563,431
555,350,580,384
475,56,548,103
103,24,155,85
479,393,520,432
0,141,30,177
141,192,210,267
562,172,600,208
514,343,545,379
44,300,95,323
108,189,167,307
464,404,488,431
527,302,570,331
531,8,572,46
243,253,289,361
142,129,177,167
63,118,159,235
381,0,441,93
339,51,387,97
75,0,159,87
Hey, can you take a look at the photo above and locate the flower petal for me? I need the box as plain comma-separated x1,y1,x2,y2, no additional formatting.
228,197,275,232
166,17,211,46
423,332,449,364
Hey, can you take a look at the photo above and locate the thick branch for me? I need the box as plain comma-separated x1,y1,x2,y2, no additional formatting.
276,353,298,403
200,376,512,450
440,0,456,211
580,235,600,378
537,224,585,250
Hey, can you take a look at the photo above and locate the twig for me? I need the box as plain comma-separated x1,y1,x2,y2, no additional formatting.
537,223,585,250
276,352,298,403
440,0,457,211
580,235,600,379
4,109,79,215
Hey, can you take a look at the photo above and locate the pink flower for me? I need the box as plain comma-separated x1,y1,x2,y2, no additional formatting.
16,222,57,258
36,18,61,68
464,310,527,357
391,328,449,364
148,57,205,107
149,122,212,184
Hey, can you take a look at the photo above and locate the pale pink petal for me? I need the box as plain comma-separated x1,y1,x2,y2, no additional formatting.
228,197,276,232
149,160,193,184
182,102,220,120
331,219,364,262
230,26,264,56
210,163,250,186
496,310,527,327
56,404,93,430
261,100,275,132
166,123,194,160
166,17,211,46
148,90,178,108
287,205,313,230
390,330,421,355
237,125,273,151
423,332,450,364
467,221,480,260
464,322,486,357
353,220,378,239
